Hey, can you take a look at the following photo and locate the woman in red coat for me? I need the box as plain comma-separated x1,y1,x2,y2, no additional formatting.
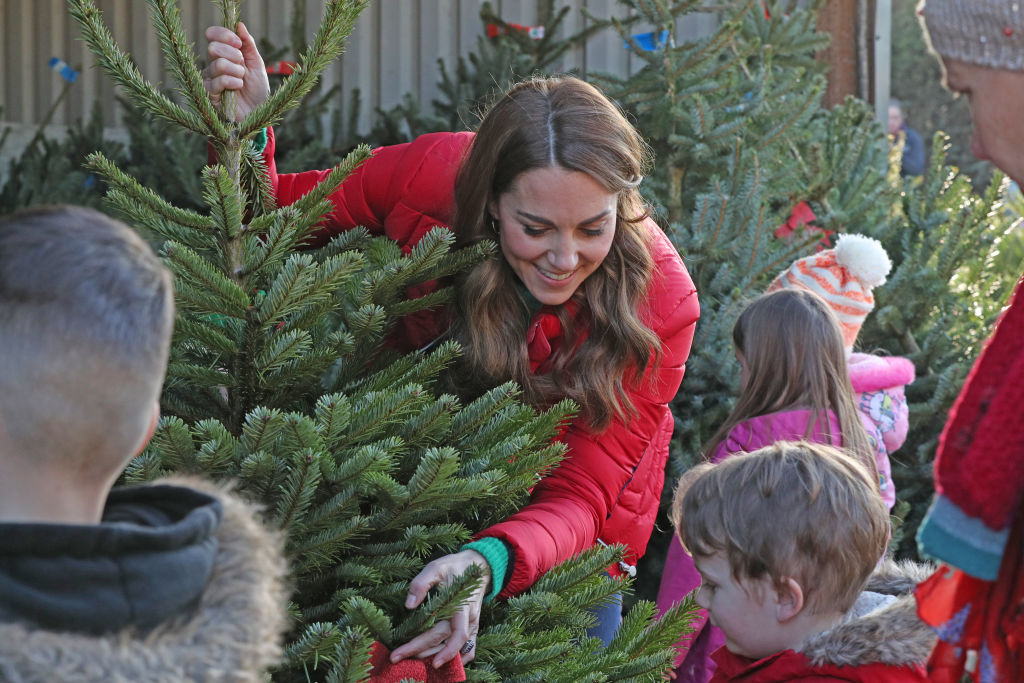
205,23,699,668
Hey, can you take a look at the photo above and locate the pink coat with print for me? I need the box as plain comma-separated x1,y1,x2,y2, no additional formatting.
848,352,915,510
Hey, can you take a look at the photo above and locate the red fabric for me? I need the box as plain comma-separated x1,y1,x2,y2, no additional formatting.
916,512,1024,683
265,60,296,75
931,276,1024,530
710,647,927,682
263,129,700,596
772,201,834,249
526,307,573,372
366,642,466,682
486,22,545,39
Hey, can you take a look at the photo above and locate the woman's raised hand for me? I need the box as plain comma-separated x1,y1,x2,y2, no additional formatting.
390,549,491,668
202,22,269,121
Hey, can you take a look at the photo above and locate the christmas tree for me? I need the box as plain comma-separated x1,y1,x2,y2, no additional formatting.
66,0,693,680
576,0,1015,575
860,141,1019,555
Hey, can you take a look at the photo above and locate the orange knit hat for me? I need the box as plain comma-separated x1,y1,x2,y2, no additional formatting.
768,234,892,350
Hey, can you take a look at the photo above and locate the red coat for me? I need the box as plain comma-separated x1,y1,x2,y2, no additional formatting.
711,649,927,683
709,562,934,683
263,128,700,597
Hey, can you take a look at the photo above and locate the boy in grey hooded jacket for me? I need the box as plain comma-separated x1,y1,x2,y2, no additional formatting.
0,206,289,682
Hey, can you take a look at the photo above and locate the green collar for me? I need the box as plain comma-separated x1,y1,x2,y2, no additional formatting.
516,280,544,315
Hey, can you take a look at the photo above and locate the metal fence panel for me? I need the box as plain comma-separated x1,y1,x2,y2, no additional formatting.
0,0,720,135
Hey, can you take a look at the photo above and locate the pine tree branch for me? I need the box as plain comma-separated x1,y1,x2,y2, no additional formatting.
203,164,246,243
324,627,375,683
173,316,239,357
239,0,369,136
68,0,212,135
256,329,314,376
146,0,229,140
163,241,251,313
86,152,213,230
274,449,323,531
284,146,372,227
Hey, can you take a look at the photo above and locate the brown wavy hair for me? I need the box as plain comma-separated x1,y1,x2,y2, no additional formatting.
450,76,659,430
704,289,878,482
673,442,889,614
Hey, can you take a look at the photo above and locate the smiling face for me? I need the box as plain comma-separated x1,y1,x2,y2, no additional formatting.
490,167,618,306
693,552,787,661
942,58,1024,186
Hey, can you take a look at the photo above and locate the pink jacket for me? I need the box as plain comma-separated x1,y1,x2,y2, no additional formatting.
849,353,915,510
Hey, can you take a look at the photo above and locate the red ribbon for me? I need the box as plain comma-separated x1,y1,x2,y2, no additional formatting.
365,642,466,683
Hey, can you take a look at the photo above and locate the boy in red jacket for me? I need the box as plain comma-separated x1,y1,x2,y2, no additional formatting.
671,442,934,682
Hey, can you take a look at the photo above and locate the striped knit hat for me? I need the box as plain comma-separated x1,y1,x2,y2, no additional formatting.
768,234,892,351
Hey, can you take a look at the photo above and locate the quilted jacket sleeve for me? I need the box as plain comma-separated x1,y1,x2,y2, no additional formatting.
263,128,472,248
480,224,699,597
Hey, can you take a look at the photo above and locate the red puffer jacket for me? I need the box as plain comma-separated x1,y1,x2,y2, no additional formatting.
263,128,700,597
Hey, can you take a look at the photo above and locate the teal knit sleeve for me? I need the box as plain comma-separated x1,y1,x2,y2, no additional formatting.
461,537,511,602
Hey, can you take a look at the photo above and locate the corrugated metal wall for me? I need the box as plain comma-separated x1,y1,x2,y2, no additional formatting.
0,1,719,134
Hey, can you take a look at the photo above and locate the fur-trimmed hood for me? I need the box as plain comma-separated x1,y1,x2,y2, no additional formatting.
800,560,936,669
0,477,289,682
711,561,936,682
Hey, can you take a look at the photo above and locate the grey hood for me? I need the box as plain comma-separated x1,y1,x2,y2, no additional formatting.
799,560,937,669
0,477,289,682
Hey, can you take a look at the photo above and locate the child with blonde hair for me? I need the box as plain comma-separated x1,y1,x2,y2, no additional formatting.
672,442,933,681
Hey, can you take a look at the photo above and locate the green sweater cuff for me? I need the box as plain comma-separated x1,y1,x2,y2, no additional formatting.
462,537,510,602
250,127,268,154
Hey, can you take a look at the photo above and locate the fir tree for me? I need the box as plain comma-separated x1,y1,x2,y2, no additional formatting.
66,0,694,680
859,140,1019,555
581,0,1014,579
0,102,117,212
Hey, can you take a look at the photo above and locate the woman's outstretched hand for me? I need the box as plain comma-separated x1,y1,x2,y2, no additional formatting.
202,22,269,121
390,549,492,668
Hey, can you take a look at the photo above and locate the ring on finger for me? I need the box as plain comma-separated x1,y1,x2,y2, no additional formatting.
460,639,476,655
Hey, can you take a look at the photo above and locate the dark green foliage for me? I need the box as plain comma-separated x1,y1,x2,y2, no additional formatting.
857,137,1020,556
0,103,117,212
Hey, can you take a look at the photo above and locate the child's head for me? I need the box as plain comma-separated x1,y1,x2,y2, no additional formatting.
732,288,847,411
672,441,889,659
709,289,877,478
0,206,173,479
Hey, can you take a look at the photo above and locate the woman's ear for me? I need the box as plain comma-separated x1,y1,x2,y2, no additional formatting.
774,577,805,623
487,200,499,221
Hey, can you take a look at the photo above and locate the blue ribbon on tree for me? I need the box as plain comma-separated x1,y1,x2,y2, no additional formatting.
48,57,79,83
624,30,670,51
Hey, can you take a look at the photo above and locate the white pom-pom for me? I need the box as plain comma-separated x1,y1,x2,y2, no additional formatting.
834,234,891,287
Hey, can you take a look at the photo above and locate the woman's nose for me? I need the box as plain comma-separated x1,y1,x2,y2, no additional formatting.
547,238,579,271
